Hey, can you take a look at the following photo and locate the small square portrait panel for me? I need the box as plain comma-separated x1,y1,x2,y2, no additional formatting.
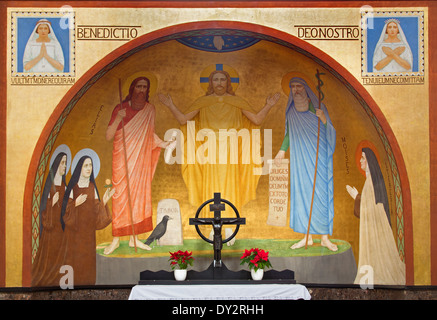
361,11,424,77
11,11,75,77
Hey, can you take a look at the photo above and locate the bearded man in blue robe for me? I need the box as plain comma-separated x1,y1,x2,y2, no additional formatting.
275,77,337,251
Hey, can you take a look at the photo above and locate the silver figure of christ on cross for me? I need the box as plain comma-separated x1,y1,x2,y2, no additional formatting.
189,193,246,268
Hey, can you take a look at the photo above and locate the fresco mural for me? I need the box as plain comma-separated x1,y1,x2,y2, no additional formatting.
104,75,170,255
27,27,408,287
361,11,424,78
274,74,337,252
11,11,75,77
31,145,70,287
346,142,405,285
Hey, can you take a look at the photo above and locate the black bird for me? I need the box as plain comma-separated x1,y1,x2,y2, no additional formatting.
143,215,172,248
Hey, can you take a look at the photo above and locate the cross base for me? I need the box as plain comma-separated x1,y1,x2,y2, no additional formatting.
188,262,249,280
139,262,296,284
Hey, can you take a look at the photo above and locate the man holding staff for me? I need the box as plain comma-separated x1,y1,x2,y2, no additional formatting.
274,74,337,251
104,75,171,255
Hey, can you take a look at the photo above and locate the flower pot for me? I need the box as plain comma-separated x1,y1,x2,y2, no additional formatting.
174,269,187,281
251,268,264,281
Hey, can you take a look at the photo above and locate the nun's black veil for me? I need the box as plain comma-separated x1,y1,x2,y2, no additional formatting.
60,156,100,230
39,152,67,234
363,147,391,227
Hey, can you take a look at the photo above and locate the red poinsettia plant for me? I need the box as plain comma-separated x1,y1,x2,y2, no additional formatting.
240,248,272,271
169,250,194,270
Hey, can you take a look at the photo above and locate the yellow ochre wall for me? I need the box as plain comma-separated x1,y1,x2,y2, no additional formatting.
4,6,430,286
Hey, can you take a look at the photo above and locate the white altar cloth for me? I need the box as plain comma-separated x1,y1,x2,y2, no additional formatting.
128,284,311,300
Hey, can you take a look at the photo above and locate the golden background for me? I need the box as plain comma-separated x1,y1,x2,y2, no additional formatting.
5,6,429,286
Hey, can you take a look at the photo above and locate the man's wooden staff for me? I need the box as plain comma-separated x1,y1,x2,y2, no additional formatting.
305,69,325,249
118,79,137,252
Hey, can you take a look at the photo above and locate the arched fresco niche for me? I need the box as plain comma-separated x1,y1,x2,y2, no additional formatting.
24,22,412,287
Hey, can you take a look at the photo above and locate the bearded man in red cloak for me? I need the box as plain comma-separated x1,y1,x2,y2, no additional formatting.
104,76,170,254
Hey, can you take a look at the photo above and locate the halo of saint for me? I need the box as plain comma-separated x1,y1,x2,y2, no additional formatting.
122,71,158,99
354,140,380,177
199,63,240,92
281,71,317,96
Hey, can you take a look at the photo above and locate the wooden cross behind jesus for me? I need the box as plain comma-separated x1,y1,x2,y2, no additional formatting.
189,193,246,268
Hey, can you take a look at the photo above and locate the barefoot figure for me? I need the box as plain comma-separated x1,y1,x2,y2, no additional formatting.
275,75,337,251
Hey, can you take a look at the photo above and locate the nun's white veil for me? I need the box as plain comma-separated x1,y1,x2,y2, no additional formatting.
27,19,60,43
23,19,64,72
372,19,413,72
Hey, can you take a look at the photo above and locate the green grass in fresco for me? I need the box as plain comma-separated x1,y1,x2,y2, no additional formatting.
96,238,351,258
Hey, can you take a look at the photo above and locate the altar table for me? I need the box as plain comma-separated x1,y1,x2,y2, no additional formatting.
128,283,311,300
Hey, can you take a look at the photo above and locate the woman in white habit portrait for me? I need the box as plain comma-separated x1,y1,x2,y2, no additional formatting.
372,19,413,73
23,19,64,73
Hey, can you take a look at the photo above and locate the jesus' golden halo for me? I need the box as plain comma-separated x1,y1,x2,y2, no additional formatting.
281,71,318,96
121,71,158,99
199,64,240,93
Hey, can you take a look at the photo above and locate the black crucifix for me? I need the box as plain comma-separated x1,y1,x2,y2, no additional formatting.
189,193,246,268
